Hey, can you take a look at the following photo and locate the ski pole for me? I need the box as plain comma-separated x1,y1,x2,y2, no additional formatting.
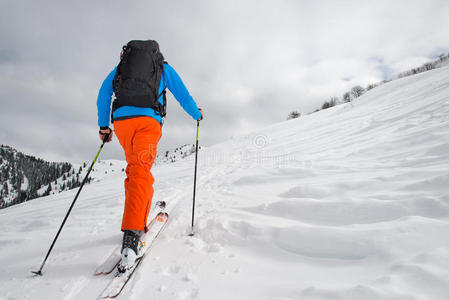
32,133,110,276
189,120,200,236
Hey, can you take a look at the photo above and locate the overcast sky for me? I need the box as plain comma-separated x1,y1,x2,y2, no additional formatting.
1,0,448,163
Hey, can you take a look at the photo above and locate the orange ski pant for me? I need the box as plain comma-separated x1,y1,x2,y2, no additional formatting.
114,117,162,232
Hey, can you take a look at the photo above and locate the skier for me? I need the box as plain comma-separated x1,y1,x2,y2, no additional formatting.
96,40,203,273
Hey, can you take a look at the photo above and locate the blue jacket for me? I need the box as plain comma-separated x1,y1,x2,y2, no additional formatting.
97,63,201,127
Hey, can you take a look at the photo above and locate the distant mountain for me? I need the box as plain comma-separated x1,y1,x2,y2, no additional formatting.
0,145,87,209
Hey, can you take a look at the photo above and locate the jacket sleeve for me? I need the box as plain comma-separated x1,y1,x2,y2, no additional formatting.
164,64,202,120
97,67,117,127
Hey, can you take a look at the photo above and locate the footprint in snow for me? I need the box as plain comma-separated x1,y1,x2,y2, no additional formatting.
182,273,198,282
203,243,223,253
178,288,199,299
161,264,181,276
157,285,167,292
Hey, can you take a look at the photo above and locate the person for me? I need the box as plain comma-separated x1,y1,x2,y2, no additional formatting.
96,40,203,272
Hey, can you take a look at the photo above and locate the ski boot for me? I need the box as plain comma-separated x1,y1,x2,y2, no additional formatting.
118,230,141,273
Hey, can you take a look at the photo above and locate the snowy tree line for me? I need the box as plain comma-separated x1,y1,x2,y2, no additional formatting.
153,144,201,165
287,53,449,119
396,53,449,79
0,145,87,209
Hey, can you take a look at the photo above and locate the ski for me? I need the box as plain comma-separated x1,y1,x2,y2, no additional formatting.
94,245,121,276
94,201,166,276
100,211,169,299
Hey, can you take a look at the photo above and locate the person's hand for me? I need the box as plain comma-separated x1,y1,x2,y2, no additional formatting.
198,108,204,121
99,127,113,143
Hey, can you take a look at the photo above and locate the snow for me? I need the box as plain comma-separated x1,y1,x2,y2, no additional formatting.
1,66,449,300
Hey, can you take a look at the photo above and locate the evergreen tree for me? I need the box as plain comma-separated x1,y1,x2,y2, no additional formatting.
44,184,52,196
3,182,8,195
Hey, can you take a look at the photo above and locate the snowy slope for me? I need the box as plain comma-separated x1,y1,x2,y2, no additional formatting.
1,66,449,300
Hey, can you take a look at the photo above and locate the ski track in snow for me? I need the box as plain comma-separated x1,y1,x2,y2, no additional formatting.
1,66,449,299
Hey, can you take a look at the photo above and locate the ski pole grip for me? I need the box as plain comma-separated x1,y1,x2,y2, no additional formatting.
102,132,111,144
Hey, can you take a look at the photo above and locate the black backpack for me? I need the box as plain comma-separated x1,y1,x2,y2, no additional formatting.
112,40,167,118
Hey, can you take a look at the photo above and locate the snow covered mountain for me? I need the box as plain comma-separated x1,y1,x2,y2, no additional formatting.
0,146,82,208
0,65,448,300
